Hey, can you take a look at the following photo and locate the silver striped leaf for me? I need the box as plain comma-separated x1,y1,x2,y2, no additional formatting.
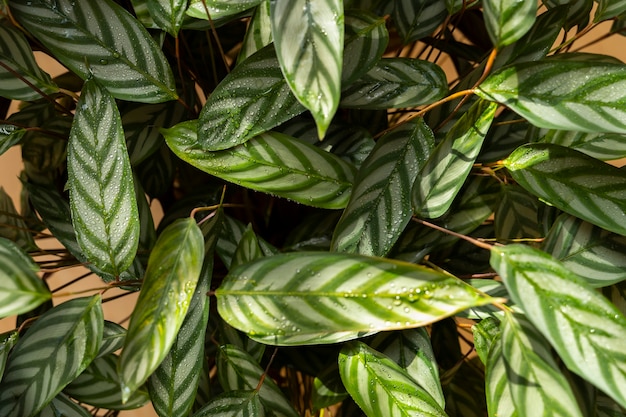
186,0,262,20
9,0,177,103
483,0,536,48
0,331,18,383
35,393,91,417
501,312,583,417
198,45,305,151
472,316,501,366
216,251,493,346
145,0,187,36
0,296,103,417
231,224,265,269
340,58,448,110
165,121,356,209
503,143,626,237
476,56,626,133
118,218,204,402
412,100,498,219
392,0,447,44
338,341,448,417
0,187,37,251
0,237,50,318
0,22,57,101
542,214,626,287
130,0,161,29
485,334,518,417
192,390,265,417
237,0,272,64
539,129,626,161
0,124,26,156
490,244,626,409
217,344,298,417
494,185,542,242
311,364,348,411
595,0,626,21
332,118,434,257
270,0,344,138
216,214,277,270
97,320,126,358
342,9,388,85
67,78,140,277
64,354,149,410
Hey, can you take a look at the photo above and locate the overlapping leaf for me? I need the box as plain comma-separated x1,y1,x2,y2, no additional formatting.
186,0,262,20
36,393,91,417
98,321,126,358
503,143,626,237
476,57,626,133
412,100,497,218
146,0,186,36
271,0,344,137
311,364,348,411
484,334,517,417
118,218,204,402
237,0,272,64
0,187,37,251
544,0,591,30
165,121,356,209
539,129,626,161
67,78,139,276
495,185,542,241
0,331,18,383
483,0,536,48
342,9,389,85
595,0,626,22
338,341,448,417
231,224,264,269
472,316,501,365
0,124,26,157
217,251,493,345
490,244,626,408
0,296,103,417
9,0,177,102
192,390,265,417
332,118,434,257
392,0,448,44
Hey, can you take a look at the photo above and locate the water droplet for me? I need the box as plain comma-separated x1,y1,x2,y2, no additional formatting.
99,58,108,65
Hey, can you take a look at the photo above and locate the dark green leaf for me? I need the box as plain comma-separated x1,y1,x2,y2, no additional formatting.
595,0,626,22
231,224,264,269
35,393,91,417
192,390,265,417
311,364,348,411
539,129,626,161
472,317,501,365
98,320,126,358
146,0,186,36
0,124,26,157
0,331,18,383
483,0,536,48
342,9,389,85
186,0,262,20
392,0,448,44
0,187,37,251
495,185,542,241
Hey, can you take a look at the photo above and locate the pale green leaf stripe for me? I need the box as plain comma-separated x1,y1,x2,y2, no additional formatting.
339,341,447,417
118,218,204,402
37,393,91,417
485,335,518,417
238,0,272,64
483,0,536,48
198,45,305,151
392,0,447,44
503,143,626,237
0,22,57,101
65,354,149,410
342,9,388,85
495,186,542,241
0,296,103,417
540,129,626,161
501,312,583,417
145,0,186,36
193,390,265,417
218,344,299,417
542,214,626,287
476,58,626,133
312,365,348,411
98,321,126,358
595,0,626,22
340,58,448,110
473,316,501,365
490,244,626,409
0,237,50,318
186,0,262,20
412,100,498,219
231,224,264,269
165,121,356,209
9,0,177,103
216,252,492,346
68,78,139,276
271,0,344,137
332,118,434,257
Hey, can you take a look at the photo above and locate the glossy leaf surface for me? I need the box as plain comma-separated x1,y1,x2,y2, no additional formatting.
483,0,536,48
539,129,626,161
495,185,542,241
186,0,262,20
35,394,91,417
146,0,186,36
193,390,265,417
238,0,272,63
342,9,389,84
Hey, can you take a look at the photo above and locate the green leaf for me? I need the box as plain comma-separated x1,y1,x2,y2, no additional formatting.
539,129,626,161
490,244,626,409
595,0,626,22
340,58,448,109
192,390,265,417
216,251,493,345
503,143,626,237
476,57,626,133
217,344,299,417
0,187,37,251
0,237,50,318
231,224,265,269
392,0,448,44
198,45,305,151
98,320,126,358
542,214,626,287
501,312,583,417
67,78,140,276
412,100,498,218
472,316,501,365
0,124,27,157
483,0,536,48
165,121,356,209
0,331,18,383
186,0,262,20
237,0,272,64
146,0,186,36
0,296,103,417
494,185,542,241
0,22,57,101
544,0,591,30
35,394,91,417
118,218,204,402
9,0,177,103
342,9,389,85
271,0,344,137
485,334,517,417
339,341,448,417
332,118,434,257
311,364,348,411
64,354,149,410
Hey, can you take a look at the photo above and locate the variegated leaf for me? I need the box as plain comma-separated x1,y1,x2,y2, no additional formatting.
472,316,501,365
332,118,434,257
543,0,591,30
0,22,57,101
217,344,298,417
238,0,272,64
35,393,91,417
0,296,103,417
165,121,356,209
483,0,536,48
67,78,139,276
485,334,517,417
98,321,126,358
311,364,348,411
270,0,344,137
412,100,497,219
595,0,626,22
231,224,264,269
490,244,626,408
118,218,204,402
0,237,50,318
192,390,265,417
216,214,277,269
503,143,626,237
186,0,262,20
0,124,26,157
495,185,542,241
539,129,626,161
216,251,493,345
0,331,18,383
476,57,626,133
0,187,37,251
9,0,177,103
146,0,187,36
392,0,447,44
339,341,448,417
340,58,448,110
342,9,388,84
501,312,583,417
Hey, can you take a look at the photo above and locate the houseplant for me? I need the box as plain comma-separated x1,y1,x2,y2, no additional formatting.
2,0,626,415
